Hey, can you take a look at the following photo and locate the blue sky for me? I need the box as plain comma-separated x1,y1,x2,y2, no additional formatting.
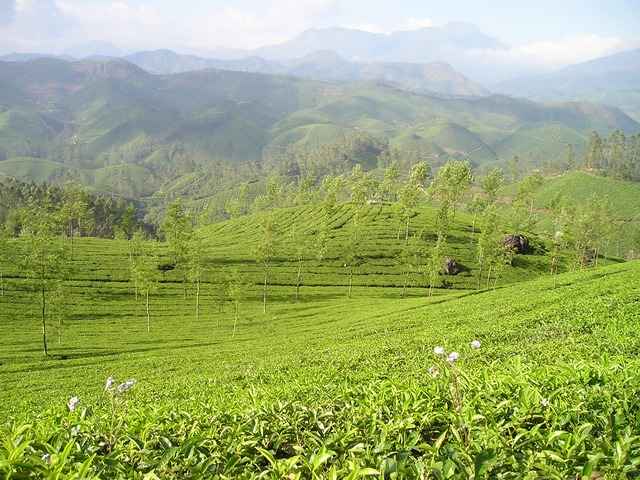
1,0,639,68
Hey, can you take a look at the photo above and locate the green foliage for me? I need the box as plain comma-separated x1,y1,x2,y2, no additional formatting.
1,239,640,477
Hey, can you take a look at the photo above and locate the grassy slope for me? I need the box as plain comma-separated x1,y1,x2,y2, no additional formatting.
499,170,640,256
1,195,640,476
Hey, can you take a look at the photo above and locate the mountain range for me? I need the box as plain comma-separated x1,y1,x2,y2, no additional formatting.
3,22,638,120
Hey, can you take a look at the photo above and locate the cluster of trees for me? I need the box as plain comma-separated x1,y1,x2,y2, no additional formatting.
2,152,630,354
0,179,154,239
584,130,640,180
0,180,155,355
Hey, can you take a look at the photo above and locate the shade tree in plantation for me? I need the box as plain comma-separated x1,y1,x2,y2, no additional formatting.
566,193,616,269
398,233,422,298
0,225,6,296
467,167,504,238
481,168,504,206
296,172,318,206
227,268,249,337
343,165,370,298
18,194,68,356
133,237,160,333
547,192,575,284
426,233,446,296
585,131,605,169
162,199,194,301
253,209,279,314
189,212,210,320
397,161,429,242
288,219,315,300
380,159,400,202
58,182,91,261
476,204,506,289
427,160,474,233
317,175,344,263
511,171,544,234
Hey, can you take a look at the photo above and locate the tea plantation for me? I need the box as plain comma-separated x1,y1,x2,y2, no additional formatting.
1,204,639,478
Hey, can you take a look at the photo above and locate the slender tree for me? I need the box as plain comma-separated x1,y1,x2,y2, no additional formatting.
585,131,604,169
398,161,429,242
163,200,193,301
476,204,503,289
59,182,91,260
426,233,446,296
136,240,159,333
227,268,248,337
428,160,474,231
397,233,416,297
19,194,67,356
481,167,504,205
253,210,278,314
0,225,6,296
511,171,543,234
381,160,400,202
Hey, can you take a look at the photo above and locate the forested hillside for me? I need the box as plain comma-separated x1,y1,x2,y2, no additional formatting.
0,57,638,207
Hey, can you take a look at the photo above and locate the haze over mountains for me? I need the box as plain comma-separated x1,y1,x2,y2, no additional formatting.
0,21,639,202
2,22,639,118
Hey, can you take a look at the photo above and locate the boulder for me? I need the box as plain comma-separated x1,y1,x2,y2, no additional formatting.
442,257,461,275
502,234,531,254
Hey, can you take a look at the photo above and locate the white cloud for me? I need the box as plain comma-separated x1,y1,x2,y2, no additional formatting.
404,16,435,31
268,0,340,23
508,35,624,66
342,23,390,34
467,34,628,70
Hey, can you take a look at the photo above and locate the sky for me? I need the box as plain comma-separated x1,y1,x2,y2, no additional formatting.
1,0,639,69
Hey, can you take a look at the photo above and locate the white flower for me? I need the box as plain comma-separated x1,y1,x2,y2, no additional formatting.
428,366,439,378
104,377,115,391
446,352,459,363
541,398,549,407
470,340,481,349
117,379,137,392
68,396,79,411
41,453,50,462
434,346,445,355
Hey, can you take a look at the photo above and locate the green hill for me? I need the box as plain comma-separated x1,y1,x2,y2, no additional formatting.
0,58,638,202
1,206,639,476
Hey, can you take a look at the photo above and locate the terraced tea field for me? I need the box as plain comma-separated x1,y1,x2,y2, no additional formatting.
1,204,639,478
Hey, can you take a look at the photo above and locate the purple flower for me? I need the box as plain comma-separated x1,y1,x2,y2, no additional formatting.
446,352,459,363
117,379,137,392
68,396,79,411
104,377,115,391
470,340,481,349
434,346,445,355
428,366,439,378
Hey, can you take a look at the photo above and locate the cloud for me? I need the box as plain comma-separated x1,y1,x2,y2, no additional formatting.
342,23,390,34
466,34,629,70
0,0,78,51
404,16,435,31
267,0,340,24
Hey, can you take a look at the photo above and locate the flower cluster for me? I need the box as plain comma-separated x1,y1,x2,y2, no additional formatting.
68,396,79,412
430,340,482,374
104,377,137,393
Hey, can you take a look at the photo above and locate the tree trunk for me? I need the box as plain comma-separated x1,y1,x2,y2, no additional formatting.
296,259,303,300
195,279,200,320
263,262,268,314
146,288,151,332
41,282,48,357
233,303,238,337
348,267,353,298
402,271,408,298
